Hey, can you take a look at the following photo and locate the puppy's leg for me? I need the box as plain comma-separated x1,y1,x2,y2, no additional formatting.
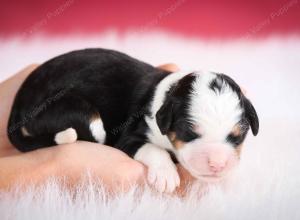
8,95,104,152
134,143,180,193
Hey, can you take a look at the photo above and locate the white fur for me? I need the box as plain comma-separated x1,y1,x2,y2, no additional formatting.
89,118,106,143
189,72,243,142
1,33,300,219
54,128,77,145
134,143,180,193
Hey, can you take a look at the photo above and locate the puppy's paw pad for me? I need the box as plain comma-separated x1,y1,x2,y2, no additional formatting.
147,163,180,193
55,128,77,145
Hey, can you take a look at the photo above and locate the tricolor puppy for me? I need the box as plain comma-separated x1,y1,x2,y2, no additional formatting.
8,48,259,192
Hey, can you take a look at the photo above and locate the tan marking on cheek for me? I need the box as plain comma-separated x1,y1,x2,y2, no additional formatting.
168,132,186,150
173,139,185,150
235,144,243,159
89,112,101,123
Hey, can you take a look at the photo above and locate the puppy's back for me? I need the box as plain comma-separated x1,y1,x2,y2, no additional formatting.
7,48,168,151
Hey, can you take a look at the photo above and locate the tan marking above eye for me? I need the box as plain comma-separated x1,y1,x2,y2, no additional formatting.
167,132,186,150
169,132,176,142
21,126,31,137
231,124,242,136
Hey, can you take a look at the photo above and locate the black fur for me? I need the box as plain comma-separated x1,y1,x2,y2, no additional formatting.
8,48,170,154
156,73,200,142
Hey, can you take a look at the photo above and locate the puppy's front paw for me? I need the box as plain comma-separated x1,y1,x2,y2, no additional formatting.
147,162,180,193
134,143,180,193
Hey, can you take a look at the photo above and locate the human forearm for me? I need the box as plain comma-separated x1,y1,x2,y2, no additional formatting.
0,148,57,190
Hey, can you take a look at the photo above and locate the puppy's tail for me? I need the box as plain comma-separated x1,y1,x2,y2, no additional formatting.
7,94,99,152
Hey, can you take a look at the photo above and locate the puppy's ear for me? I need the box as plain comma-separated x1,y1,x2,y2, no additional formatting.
242,97,259,136
156,100,173,135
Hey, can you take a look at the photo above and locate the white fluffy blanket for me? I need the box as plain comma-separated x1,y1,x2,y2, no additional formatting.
0,32,300,220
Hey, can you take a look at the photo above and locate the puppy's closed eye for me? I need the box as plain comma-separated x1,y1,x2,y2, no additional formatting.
180,129,200,142
226,133,243,147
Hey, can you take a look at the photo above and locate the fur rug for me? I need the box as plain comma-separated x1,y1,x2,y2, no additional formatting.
0,32,300,219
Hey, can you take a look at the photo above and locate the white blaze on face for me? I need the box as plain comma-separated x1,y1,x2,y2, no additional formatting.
176,71,243,181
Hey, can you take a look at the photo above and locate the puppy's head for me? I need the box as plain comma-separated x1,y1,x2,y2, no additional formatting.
156,71,259,182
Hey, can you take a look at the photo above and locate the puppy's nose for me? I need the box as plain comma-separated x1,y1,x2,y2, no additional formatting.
208,161,226,173
207,148,228,173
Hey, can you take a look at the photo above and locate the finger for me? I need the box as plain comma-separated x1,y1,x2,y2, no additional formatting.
241,86,247,96
157,63,180,72
175,164,196,196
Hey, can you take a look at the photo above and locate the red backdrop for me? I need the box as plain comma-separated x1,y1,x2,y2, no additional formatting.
0,0,299,38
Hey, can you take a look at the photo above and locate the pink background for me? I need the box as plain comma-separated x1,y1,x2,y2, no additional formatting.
1,0,300,38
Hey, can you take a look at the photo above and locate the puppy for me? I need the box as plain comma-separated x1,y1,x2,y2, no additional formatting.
7,48,259,192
